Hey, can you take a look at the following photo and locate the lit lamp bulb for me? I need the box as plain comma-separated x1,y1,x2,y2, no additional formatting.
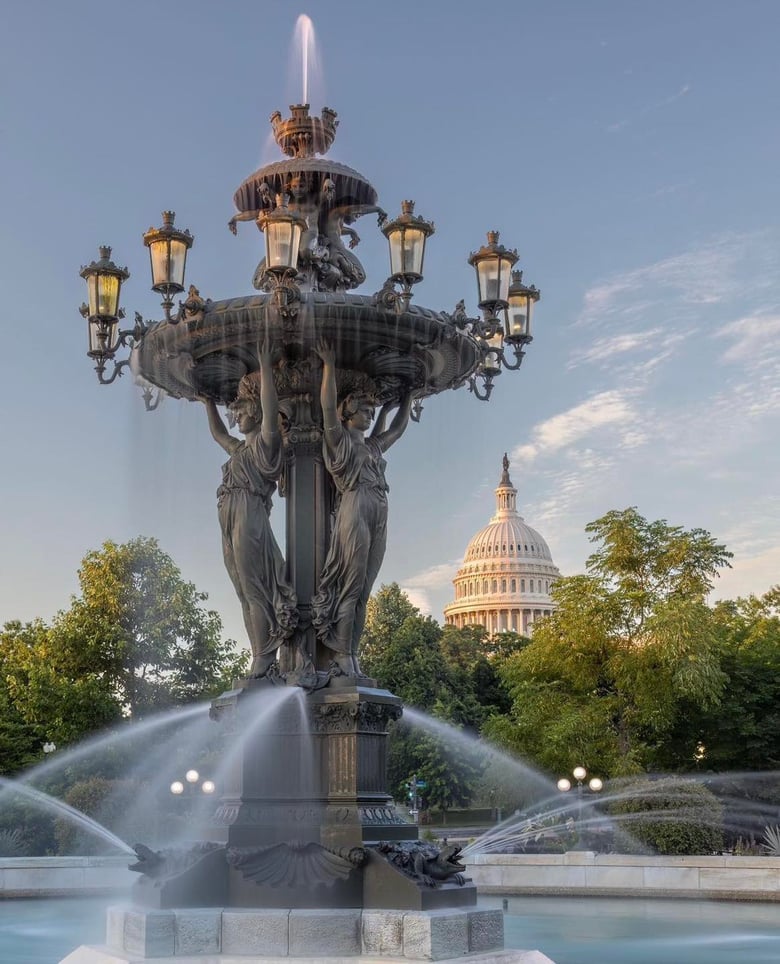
572,766,587,782
588,777,603,792
557,778,571,792
170,781,184,795
201,780,216,795
185,769,199,784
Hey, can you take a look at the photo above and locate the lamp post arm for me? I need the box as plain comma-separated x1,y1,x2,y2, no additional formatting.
501,346,526,370
94,358,130,385
467,375,493,401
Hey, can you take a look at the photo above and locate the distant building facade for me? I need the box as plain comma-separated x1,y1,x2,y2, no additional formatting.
443,455,560,636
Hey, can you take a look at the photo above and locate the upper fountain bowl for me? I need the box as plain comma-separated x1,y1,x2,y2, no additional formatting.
271,104,338,158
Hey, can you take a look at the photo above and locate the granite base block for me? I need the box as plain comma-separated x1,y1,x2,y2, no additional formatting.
61,905,543,963
289,908,362,957
221,908,290,956
403,910,469,960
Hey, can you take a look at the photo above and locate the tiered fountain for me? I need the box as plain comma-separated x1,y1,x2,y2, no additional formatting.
66,77,541,963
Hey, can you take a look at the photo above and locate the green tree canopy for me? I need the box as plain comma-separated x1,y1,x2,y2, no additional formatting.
1,538,248,756
657,586,780,773
486,509,731,777
360,584,509,809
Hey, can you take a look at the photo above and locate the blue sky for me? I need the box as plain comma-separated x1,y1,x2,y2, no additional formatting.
1,1,778,647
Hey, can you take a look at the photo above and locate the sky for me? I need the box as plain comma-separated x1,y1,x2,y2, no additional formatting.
1,0,778,651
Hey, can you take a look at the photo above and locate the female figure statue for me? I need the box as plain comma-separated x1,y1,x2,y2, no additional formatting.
201,336,297,678
312,340,413,676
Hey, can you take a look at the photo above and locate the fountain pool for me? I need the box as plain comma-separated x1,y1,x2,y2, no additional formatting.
486,895,780,964
3,894,780,963
0,897,111,964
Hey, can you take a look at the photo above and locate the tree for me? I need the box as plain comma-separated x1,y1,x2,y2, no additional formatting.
360,584,487,808
2,616,129,748
58,537,247,716
486,509,730,777
0,623,45,773
2,538,248,750
658,587,780,773
360,583,422,678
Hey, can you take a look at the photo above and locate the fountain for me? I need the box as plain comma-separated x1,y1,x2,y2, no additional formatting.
63,14,542,963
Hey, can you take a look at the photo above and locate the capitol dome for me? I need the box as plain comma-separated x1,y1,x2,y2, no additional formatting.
443,455,560,636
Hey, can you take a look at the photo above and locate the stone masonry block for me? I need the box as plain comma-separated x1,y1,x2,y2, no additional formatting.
468,908,504,952
104,906,128,951
221,909,290,957
403,910,469,961
362,909,405,956
289,908,361,957
174,909,221,956
122,909,175,958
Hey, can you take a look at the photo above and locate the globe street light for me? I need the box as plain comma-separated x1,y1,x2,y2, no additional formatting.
170,771,216,800
558,765,603,840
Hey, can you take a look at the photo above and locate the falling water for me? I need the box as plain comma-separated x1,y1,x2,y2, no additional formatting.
402,705,556,804
0,777,135,856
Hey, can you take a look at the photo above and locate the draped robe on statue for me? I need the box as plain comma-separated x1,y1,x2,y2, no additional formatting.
312,430,388,660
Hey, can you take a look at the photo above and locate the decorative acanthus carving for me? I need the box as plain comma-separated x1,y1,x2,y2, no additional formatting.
227,840,367,888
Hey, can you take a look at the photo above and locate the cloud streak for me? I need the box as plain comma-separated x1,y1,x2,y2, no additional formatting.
512,389,641,464
607,83,691,133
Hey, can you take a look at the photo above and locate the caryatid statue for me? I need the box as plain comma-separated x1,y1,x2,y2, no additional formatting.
201,333,297,678
311,340,413,676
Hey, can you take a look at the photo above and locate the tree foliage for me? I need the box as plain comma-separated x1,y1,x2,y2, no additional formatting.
657,587,780,772
360,584,516,810
1,537,248,759
486,509,731,777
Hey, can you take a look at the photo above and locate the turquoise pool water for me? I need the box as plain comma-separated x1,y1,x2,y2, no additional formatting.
2,895,780,962
0,897,110,963
486,895,780,964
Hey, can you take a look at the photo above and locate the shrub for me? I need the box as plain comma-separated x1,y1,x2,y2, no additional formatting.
0,828,29,857
609,777,723,855
0,801,57,856
54,777,140,855
762,825,780,856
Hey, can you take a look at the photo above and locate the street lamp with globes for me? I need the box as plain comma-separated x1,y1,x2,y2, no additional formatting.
558,766,603,843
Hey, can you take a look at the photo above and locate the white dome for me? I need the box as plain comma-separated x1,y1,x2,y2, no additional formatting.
464,518,554,563
443,455,560,637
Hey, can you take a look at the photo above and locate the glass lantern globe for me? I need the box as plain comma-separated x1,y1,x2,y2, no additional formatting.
258,195,307,272
143,212,193,296
80,246,129,320
382,200,435,283
468,231,518,312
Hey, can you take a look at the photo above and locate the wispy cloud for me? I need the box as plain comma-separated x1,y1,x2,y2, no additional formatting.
572,327,694,374
512,389,641,464
400,559,460,616
607,83,691,133
578,235,757,331
716,313,780,365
